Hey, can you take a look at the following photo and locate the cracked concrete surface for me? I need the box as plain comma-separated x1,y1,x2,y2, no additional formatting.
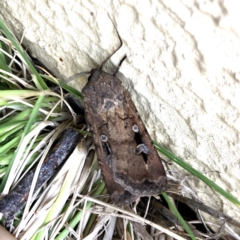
1,0,240,233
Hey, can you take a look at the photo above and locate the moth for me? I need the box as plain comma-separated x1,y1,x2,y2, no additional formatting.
82,39,167,206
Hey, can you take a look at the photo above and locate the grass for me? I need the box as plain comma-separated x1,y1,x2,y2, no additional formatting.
0,17,239,240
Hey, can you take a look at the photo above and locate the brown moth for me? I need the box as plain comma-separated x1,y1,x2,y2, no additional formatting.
82,41,167,206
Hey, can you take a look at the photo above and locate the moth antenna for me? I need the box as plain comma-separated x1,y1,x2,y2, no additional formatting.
99,22,123,69
55,19,123,91
113,55,127,76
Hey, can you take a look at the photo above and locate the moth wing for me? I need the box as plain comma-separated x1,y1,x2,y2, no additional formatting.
109,84,167,196
82,70,139,205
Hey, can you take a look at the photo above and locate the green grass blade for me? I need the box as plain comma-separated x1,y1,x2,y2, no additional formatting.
21,96,45,136
0,121,26,142
0,120,27,137
0,90,40,98
1,108,32,124
162,192,196,240
0,134,21,156
0,41,11,73
154,141,240,206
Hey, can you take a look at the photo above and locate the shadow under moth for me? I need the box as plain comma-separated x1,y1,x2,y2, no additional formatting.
82,40,167,206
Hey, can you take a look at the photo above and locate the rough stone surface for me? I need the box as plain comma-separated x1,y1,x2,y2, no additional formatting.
1,0,240,233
